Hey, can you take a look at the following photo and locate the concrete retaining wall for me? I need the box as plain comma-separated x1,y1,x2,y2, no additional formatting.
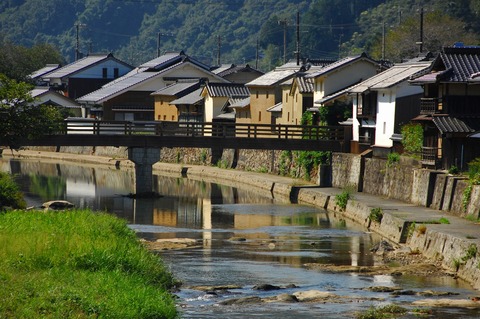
409,227,480,290
332,153,480,219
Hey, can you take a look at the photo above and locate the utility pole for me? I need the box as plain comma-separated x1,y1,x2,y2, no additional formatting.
382,22,386,60
75,23,86,61
157,32,174,57
256,37,259,69
295,11,300,66
157,32,161,57
216,35,222,66
278,19,288,64
419,7,424,53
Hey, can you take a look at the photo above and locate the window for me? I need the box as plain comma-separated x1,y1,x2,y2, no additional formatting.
256,91,259,98
114,68,119,78
266,91,269,99
383,122,386,134
102,68,107,78
258,111,261,122
163,115,166,120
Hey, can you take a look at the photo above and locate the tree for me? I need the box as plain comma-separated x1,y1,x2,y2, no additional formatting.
369,10,479,62
0,172,26,209
0,40,65,82
0,74,64,149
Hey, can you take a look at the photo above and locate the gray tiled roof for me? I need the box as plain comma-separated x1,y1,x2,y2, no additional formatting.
349,61,432,93
140,51,184,69
211,64,235,75
440,47,480,82
151,81,200,96
228,97,250,109
267,102,282,112
140,51,211,71
306,53,377,79
204,83,250,97
213,64,263,78
411,46,480,84
246,69,297,87
432,115,479,134
29,64,60,79
169,88,203,105
43,54,118,79
295,76,314,93
77,70,164,103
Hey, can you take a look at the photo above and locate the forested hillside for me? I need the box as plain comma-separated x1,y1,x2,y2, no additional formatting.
1,0,480,75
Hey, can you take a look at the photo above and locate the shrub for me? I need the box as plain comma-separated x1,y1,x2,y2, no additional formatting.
369,207,383,223
356,304,407,319
462,243,477,262
335,187,353,211
439,217,450,224
297,150,331,180
401,122,423,157
468,158,480,180
279,150,291,176
448,165,459,175
0,172,26,209
417,224,427,234
386,152,400,167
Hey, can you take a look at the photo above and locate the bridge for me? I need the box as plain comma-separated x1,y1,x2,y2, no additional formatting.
10,119,351,194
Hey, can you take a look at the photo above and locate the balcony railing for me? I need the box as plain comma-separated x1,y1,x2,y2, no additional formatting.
420,98,439,115
421,146,441,167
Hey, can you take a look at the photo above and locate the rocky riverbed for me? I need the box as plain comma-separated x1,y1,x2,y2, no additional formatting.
142,237,480,312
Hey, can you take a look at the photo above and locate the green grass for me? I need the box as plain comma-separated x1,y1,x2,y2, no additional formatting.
0,209,178,319
356,304,407,319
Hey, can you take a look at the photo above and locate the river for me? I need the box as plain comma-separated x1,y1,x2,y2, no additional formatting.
1,157,479,318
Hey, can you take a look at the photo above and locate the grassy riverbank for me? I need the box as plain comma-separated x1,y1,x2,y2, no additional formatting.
0,209,178,319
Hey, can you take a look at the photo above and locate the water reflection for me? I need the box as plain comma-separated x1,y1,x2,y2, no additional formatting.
2,158,377,269
2,157,479,318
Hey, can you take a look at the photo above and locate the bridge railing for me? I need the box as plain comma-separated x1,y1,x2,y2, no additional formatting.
63,119,346,141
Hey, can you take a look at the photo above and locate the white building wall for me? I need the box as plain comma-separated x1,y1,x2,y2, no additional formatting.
204,95,214,123
352,94,360,141
375,89,396,148
313,61,378,104
396,81,424,98
73,60,132,79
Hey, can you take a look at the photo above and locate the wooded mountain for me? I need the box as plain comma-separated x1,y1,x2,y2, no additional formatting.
1,0,480,72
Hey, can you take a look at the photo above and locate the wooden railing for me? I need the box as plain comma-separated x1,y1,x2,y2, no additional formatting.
63,119,346,141
420,98,439,115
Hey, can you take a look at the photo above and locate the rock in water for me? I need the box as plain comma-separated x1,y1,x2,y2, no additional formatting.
42,200,75,211
370,240,394,254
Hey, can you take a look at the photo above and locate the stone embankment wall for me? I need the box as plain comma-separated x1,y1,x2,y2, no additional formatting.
331,152,480,290
331,153,479,220
26,146,480,219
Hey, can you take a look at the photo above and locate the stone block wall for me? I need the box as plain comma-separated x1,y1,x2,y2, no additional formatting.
331,153,362,190
333,152,480,219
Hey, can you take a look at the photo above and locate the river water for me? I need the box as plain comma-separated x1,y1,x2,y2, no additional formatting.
1,157,480,318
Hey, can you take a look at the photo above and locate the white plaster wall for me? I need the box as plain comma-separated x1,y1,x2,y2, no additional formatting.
352,94,360,141
73,60,132,79
374,89,396,148
313,60,378,104
396,81,423,98
204,95,214,123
